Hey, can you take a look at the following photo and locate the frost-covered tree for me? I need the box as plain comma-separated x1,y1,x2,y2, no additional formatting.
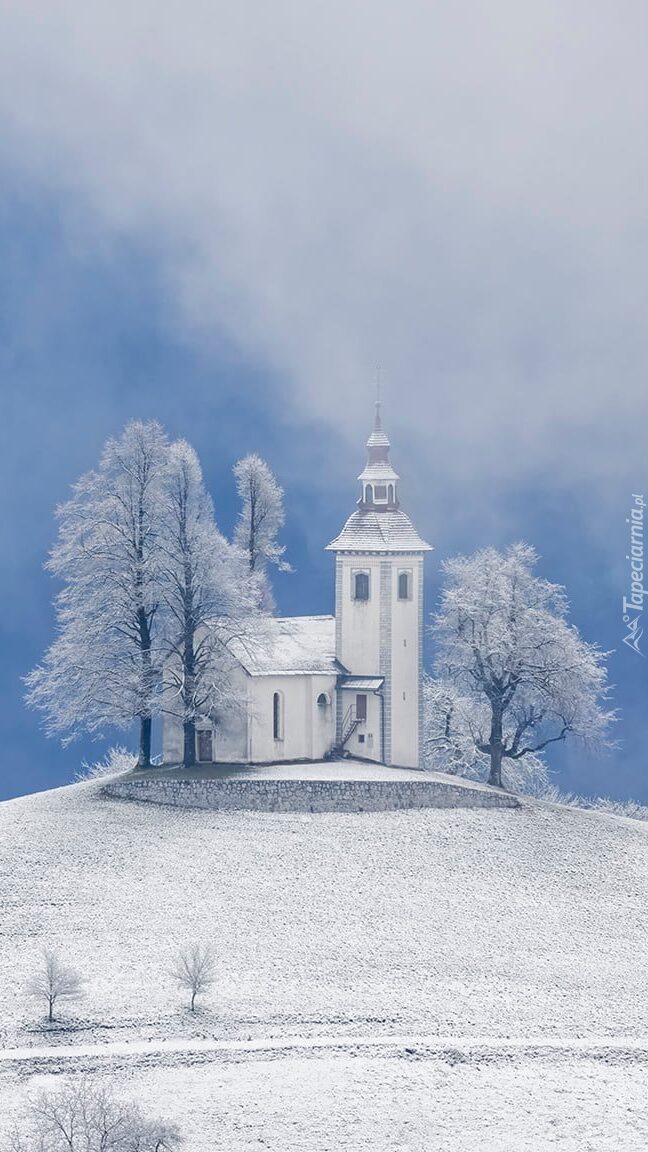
431,543,615,788
28,950,84,1023
422,674,552,794
160,441,258,767
170,943,216,1012
422,676,480,776
25,421,169,767
8,1078,180,1152
233,454,290,590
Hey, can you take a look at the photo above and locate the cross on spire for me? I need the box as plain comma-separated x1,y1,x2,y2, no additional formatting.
375,365,383,431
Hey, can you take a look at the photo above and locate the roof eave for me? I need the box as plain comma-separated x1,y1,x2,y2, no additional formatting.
326,540,433,553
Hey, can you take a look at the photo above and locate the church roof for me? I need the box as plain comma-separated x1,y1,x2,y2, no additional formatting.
229,615,341,677
339,675,385,691
357,460,400,483
326,509,432,553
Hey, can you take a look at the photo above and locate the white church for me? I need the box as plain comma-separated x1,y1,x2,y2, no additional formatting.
163,403,432,770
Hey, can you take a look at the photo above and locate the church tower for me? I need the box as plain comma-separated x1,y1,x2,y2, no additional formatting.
327,401,432,768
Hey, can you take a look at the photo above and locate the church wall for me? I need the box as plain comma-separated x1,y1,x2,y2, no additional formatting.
212,666,250,762
390,554,424,769
335,556,382,674
162,710,183,765
248,673,337,763
338,688,383,762
334,551,424,770
161,663,249,765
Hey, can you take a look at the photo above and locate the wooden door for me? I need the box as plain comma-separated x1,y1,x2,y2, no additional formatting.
197,729,213,763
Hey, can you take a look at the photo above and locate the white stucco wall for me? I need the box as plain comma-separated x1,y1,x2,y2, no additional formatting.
334,551,425,770
338,687,383,762
248,673,337,763
389,554,424,769
335,556,383,675
162,663,249,765
163,669,338,765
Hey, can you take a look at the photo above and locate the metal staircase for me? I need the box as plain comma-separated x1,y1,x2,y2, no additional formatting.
333,705,361,757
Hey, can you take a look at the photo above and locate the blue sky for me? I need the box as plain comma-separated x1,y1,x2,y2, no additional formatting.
0,3,647,800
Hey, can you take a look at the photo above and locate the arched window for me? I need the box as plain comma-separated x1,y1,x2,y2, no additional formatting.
273,692,283,740
317,692,330,707
365,484,374,504
354,571,370,601
398,570,412,600
388,484,394,503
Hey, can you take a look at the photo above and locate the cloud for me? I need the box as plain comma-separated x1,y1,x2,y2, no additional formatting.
0,0,647,508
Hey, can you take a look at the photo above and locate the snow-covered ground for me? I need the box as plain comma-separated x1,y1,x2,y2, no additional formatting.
1,779,647,1148
2,1048,647,1151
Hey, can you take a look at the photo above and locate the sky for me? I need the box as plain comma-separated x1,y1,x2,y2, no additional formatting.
0,2,647,801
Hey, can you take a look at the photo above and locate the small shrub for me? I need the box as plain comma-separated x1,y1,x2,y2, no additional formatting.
76,746,137,782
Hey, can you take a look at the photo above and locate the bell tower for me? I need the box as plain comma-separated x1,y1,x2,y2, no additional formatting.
326,401,432,768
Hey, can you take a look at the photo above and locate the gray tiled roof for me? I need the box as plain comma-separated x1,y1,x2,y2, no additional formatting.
339,676,385,691
326,509,432,553
358,460,400,482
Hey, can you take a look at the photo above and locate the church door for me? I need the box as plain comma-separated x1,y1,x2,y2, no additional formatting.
197,730,213,763
356,694,367,721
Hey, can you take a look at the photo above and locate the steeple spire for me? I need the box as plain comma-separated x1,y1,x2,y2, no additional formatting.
374,365,383,431
358,388,399,510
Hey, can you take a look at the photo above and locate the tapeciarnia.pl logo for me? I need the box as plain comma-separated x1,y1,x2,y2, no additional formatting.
622,494,646,656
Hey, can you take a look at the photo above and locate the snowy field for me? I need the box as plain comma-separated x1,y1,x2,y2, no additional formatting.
0,779,647,1147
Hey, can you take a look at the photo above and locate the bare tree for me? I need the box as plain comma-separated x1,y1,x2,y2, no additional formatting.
25,421,170,767
170,944,216,1012
8,1077,181,1151
28,950,84,1023
431,543,615,788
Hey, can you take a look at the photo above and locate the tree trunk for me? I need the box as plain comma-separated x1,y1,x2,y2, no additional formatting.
488,744,503,788
181,565,197,768
138,713,152,768
136,599,155,768
183,719,196,768
48,997,54,1023
488,705,504,787
191,991,196,1012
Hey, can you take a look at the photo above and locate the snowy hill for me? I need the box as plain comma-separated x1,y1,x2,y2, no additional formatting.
1,778,647,1150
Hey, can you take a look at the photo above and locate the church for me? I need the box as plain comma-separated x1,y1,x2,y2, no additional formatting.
162,402,432,770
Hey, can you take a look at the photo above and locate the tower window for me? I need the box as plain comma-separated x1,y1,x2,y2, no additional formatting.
388,484,394,503
273,692,283,740
365,484,374,504
317,692,330,707
398,570,412,600
374,484,387,502
353,570,370,601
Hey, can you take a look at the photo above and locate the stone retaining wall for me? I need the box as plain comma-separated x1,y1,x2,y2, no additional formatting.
103,777,519,813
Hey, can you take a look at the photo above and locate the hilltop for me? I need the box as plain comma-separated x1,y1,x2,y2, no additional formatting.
0,777,647,1150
